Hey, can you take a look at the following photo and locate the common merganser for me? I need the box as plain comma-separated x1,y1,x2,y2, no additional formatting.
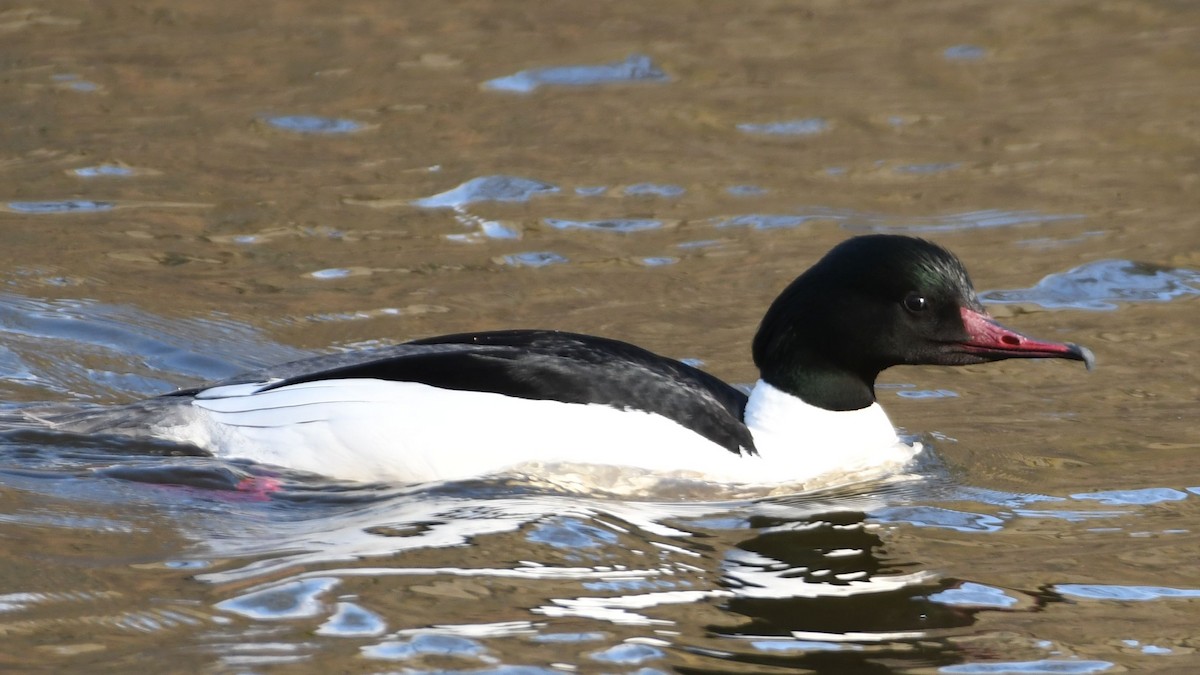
44,235,1093,487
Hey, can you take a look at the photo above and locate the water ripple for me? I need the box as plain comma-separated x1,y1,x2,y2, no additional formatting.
5,200,115,214
926,582,1019,609
940,660,1113,674
72,164,136,177
0,295,302,398
362,633,486,660
943,45,988,61
483,54,671,93
499,252,568,268
980,259,1200,310
623,183,685,197
590,641,665,664
852,209,1082,233
896,389,958,400
51,73,101,92
413,176,559,208
527,516,620,549
726,185,768,196
1055,584,1200,601
1069,487,1189,505
738,118,829,136
262,115,364,134
871,506,1005,532
215,577,341,620
546,218,662,233
315,601,388,637
716,214,819,230
895,162,961,175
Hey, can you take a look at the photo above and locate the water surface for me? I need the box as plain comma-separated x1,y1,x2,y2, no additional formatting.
1,1,1198,672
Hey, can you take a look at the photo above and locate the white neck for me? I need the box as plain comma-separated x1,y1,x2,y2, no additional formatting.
744,380,900,461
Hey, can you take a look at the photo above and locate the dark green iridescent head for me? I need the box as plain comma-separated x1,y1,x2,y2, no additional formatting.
752,235,1090,410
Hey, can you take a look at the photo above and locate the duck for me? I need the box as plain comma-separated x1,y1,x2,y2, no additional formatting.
44,235,1092,487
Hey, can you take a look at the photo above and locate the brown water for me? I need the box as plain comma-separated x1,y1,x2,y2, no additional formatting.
2,1,1199,672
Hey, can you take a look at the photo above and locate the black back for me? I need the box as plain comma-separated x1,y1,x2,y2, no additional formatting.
171,330,755,456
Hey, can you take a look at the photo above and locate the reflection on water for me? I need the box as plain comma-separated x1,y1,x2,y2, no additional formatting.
0,429,1193,673
0,420,968,670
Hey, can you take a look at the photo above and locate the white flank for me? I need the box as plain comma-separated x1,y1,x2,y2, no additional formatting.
139,378,921,488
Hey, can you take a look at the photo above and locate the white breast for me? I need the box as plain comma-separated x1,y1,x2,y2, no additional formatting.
142,378,920,489
742,380,917,485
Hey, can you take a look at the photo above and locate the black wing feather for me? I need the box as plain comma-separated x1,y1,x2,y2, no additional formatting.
176,330,755,456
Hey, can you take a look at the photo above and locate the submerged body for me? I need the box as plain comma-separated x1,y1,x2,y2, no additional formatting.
39,235,1092,488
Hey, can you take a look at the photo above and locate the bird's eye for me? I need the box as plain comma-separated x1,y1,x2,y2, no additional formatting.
903,292,928,313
